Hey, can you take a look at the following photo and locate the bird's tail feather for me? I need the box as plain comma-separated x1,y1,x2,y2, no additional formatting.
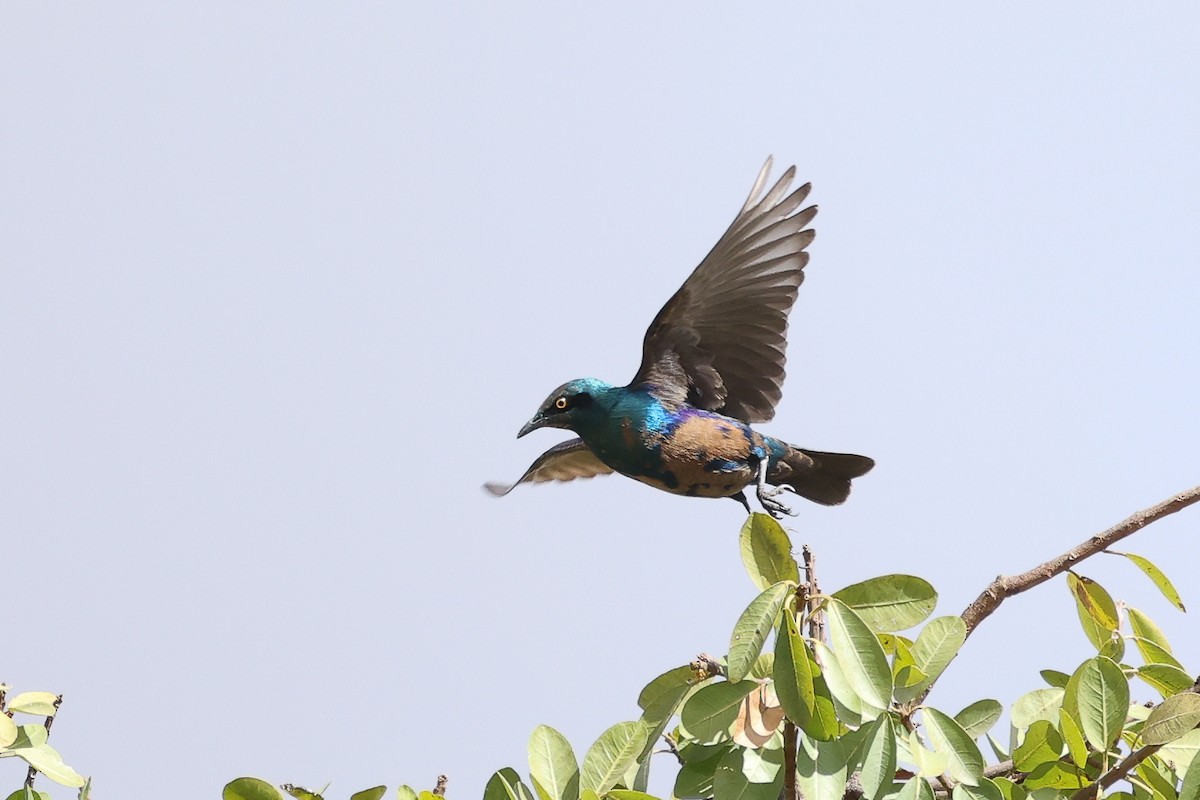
779,448,875,506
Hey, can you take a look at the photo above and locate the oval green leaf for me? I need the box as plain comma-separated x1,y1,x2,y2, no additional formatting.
1128,607,1173,654
952,779,1004,800
484,768,537,800
774,610,838,740
795,735,848,800
580,721,646,795
1139,663,1196,699
712,744,785,800
1066,574,1119,650
680,680,756,742
895,616,967,702
1075,656,1128,750
1120,552,1186,611
924,706,984,786
955,699,1003,740
528,724,579,800
1058,708,1089,768
224,779,283,800
1011,688,1065,729
739,513,800,590
728,581,793,682
1180,748,1200,800
0,715,17,748
6,692,59,717
826,598,892,712
1013,719,1064,771
813,639,864,725
637,665,696,726
1039,670,1070,689
397,787,420,800
349,789,386,800
1142,693,1200,746
859,713,898,800
832,575,937,632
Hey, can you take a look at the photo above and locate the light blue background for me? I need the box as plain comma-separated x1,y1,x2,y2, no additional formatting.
3,4,1198,797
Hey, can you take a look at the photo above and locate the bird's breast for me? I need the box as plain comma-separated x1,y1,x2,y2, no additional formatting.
589,408,767,499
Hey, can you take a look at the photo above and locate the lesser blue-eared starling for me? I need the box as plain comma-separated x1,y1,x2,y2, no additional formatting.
486,159,873,518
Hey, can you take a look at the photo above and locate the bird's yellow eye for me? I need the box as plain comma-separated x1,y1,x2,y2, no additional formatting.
554,397,569,410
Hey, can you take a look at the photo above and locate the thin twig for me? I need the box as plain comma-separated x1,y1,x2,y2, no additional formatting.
960,486,1200,635
907,486,1200,708
433,774,448,796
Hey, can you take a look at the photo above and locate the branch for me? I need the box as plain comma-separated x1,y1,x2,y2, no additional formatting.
960,485,1200,636
905,485,1200,711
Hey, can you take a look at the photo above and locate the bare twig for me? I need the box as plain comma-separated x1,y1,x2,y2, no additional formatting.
690,653,724,680
960,486,1200,635
783,720,798,800
433,774,448,796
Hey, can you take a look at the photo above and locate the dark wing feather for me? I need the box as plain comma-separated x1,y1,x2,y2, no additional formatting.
631,158,816,423
485,438,614,496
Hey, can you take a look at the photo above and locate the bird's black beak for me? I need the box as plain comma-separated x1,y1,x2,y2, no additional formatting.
517,414,545,439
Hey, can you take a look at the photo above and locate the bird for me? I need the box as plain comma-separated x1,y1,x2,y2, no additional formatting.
485,158,873,518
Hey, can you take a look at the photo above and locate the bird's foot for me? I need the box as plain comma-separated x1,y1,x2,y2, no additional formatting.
757,484,798,519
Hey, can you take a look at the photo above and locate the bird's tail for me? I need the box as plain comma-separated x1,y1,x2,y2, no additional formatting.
776,447,875,506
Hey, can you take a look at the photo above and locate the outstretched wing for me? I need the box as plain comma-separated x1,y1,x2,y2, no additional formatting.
485,438,614,497
631,158,816,423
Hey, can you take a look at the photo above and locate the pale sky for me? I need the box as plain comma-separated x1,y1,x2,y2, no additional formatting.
3,4,1198,798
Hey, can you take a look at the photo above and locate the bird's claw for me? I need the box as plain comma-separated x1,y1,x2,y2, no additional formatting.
757,484,798,519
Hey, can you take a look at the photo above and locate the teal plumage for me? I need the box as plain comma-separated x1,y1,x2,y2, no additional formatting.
486,160,873,517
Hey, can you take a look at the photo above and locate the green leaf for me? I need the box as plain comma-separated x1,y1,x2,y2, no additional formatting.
6,692,59,716
1058,708,1088,769
859,714,898,800
1136,759,1178,800
0,714,17,747
813,639,864,725
1011,688,1065,729
579,721,646,795
992,777,1028,800
1159,728,1200,779
1075,656,1129,750
952,779,1005,800
712,745,785,800
826,598,892,713
955,699,1003,740
795,735,848,800
896,776,936,800
1013,719,1064,771
1022,761,1089,791
908,729,950,779
895,616,967,702
223,779,284,800
749,653,775,680
1119,552,1186,611
484,768,536,800
739,513,800,590
3,726,85,788
727,582,793,682
528,724,580,800
773,610,838,740
680,681,756,742
4,791,53,800
832,575,937,632
1127,607,1174,654
1180,749,1200,800
637,665,697,726
1142,693,1200,745
672,745,729,798
924,706,985,786
1132,638,1185,671
1139,663,1196,698
1067,574,1119,650
397,787,420,800
1039,670,1070,689
606,792,658,800
349,789,387,800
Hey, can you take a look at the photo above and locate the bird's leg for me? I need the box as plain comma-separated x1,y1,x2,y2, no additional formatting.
755,456,798,519
731,491,752,515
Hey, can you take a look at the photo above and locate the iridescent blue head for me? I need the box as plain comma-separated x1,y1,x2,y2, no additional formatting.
518,377,615,438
